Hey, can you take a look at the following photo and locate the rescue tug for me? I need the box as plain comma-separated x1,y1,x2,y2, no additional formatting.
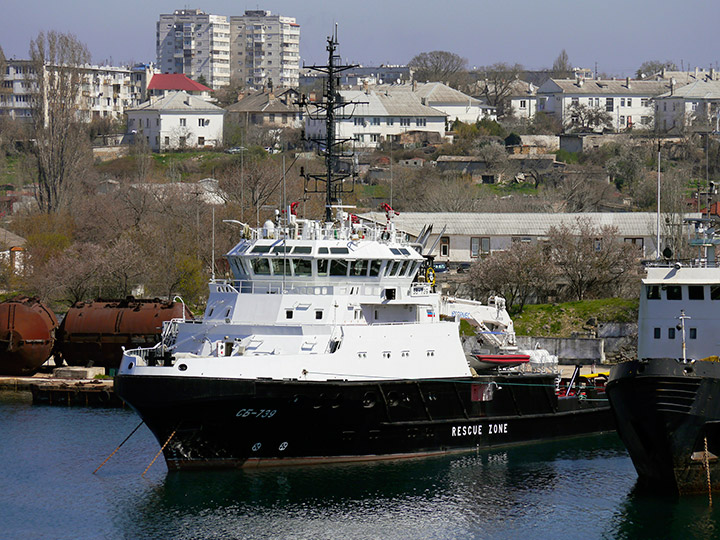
114,32,613,470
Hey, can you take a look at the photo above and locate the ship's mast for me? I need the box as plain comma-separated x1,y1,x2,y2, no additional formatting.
299,26,361,222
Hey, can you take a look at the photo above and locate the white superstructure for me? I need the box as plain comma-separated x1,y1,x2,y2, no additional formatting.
119,210,476,382
638,220,720,361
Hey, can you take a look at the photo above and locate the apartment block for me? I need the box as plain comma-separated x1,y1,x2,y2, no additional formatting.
0,59,155,122
156,9,231,89
229,10,300,89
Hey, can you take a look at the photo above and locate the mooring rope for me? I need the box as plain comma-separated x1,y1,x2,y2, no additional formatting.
142,428,177,478
92,420,145,474
705,435,713,506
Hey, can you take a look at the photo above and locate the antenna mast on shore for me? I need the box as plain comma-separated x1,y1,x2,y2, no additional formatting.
298,25,361,222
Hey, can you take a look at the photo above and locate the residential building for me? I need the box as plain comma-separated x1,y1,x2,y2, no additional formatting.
225,88,302,127
397,82,497,124
508,81,538,120
127,91,225,151
304,86,447,149
300,65,413,89
147,73,214,101
229,10,300,89
536,77,671,132
654,79,720,133
0,59,155,122
156,9,231,89
359,212,699,264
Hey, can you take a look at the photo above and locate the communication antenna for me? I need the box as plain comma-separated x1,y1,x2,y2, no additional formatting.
297,27,364,222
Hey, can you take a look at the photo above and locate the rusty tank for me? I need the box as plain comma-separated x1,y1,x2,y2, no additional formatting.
0,296,59,376
56,297,192,369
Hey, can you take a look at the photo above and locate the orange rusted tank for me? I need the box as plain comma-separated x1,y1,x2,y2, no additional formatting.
0,296,58,376
56,297,192,369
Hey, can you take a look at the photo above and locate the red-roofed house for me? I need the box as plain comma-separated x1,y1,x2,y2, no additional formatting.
148,74,214,101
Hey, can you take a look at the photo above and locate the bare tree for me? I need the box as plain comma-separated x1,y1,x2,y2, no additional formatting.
409,51,468,89
565,103,613,132
474,63,524,116
551,49,572,78
548,218,640,300
636,60,677,79
28,31,91,213
467,242,557,311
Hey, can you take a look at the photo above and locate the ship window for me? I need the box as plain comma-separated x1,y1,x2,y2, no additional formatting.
251,258,271,275
292,259,312,276
369,260,382,276
690,328,697,339
315,310,323,320
271,259,290,275
350,260,368,276
286,309,293,319
712,285,720,300
252,245,272,253
330,247,350,254
399,248,410,255
390,248,402,255
653,327,661,339
395,261,408,276
689,286,704,300
666,286,682,300
384,261,396,276
319,247,329,254
317,259,329,276
271,245,292,253
292,246,312,254
646,286,660,300
668,327,676,339
330,259,349,276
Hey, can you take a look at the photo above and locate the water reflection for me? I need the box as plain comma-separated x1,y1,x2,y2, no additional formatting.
119,435,632,540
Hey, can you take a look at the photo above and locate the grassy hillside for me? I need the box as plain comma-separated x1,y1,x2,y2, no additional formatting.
513,298,638,337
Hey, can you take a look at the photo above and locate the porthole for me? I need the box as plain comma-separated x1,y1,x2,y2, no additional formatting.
178,364,188,371
362,391,377,408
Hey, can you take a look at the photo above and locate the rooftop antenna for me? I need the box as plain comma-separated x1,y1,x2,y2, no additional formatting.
297,25,363,222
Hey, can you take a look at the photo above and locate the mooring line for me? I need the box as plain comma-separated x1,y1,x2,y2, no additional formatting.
142,428,177,478
93,420,145,474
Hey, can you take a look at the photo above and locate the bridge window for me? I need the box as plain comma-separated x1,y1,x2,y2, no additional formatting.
668,328,676,339
330,259,348,276
653,328,660,339
369,260,382,277
384,261,396,276
271,259,290,275
395,261,409,276
646,286,660,300
689,286,704,300
690,328,697,339
712,285,720,300
317,259,329,276
251,258,270,275
666,286,682,300
349,260,368,276
292,258,312,276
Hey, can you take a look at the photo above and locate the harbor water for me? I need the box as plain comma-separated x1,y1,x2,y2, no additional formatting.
2,390,720,540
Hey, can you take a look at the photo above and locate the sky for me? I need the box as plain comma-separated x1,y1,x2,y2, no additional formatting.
2,0,719,77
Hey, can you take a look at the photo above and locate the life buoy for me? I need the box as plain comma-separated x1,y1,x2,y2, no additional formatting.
426,267,436,286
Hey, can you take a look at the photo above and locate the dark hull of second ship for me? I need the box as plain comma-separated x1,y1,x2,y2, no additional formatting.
607,358,720,494
115,372,614,470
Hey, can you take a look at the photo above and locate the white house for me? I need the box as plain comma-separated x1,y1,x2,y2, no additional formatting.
305,87,447,149
399,82,497,124
508,81,538,120
537,78,671,132
127,91,225,151
654,79,720,133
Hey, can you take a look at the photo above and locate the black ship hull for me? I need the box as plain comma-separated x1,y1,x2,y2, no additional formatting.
115,372,614,470
607,358,720,494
